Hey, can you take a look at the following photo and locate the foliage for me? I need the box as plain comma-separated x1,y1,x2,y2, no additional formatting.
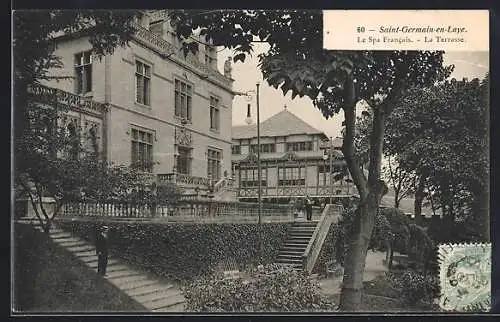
166,9,452,310
381,76,489,239
387,269,440,306
56,220,290,282
184,264,335,312
14,99,162,232
14,10,140,233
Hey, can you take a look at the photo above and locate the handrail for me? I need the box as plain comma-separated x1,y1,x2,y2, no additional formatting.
302,204,343,273
213,177,227,193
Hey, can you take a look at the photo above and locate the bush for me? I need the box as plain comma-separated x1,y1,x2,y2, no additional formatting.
56,220,290,282
388,269,440,306
184,264,335,312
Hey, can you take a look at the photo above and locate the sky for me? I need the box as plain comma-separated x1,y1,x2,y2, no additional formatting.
217,46,489,139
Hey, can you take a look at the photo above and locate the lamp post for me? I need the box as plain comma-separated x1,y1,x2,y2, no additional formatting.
233,85,261,263
256,83,262,264
322,137,334,205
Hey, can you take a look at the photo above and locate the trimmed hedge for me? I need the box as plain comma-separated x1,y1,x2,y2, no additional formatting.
56,220,291,282
184,264,335,312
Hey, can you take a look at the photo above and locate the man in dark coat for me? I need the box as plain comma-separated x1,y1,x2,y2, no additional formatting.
95,225,109,276
305,196,313,221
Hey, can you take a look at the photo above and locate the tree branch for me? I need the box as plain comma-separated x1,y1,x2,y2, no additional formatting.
342,75,367,199
367,107,386,193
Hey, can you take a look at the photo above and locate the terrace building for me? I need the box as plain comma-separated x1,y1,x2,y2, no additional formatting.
231,108,355,203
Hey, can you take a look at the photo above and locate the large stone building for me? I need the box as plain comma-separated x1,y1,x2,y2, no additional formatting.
34,10,235,194
231,108,355,203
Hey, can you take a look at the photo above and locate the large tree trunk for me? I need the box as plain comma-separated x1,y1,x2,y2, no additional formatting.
414,175,425,225
339,196,380,310
338,77,387,311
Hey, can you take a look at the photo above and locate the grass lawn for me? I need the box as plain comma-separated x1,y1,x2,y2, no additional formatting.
13,223,146,313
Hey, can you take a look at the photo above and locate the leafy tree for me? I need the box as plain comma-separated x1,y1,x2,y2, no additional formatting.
383,76,489,240
13,10,139,175
167,9,452,310
13,10,143,232
383,156,416,209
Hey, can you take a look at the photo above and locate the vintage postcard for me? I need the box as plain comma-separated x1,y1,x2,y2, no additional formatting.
12,9,490,314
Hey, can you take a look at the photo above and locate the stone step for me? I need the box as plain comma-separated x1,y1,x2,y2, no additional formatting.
277,254,302,260
126,283,174,297
290,226,315,231
106,269,142,280
74,250,97,257
292,222,318,227
107,273,150,286
134,287,181,304
105,264,131,273
289,233,314,238
86,258,120,268
121,279,160,292
142,293,186,311
282,243,309,248
153,301,185,312
66,245,95,252
287,235,311,239
49,232,73,238
286,239,311,244
52,236,82,243
279,250,304,256
83,257,119,266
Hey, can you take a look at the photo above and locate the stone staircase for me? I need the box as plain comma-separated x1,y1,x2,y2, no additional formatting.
26,220,186,312
275,220,319,270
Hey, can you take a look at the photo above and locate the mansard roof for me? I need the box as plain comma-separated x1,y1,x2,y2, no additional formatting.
232,109,328,140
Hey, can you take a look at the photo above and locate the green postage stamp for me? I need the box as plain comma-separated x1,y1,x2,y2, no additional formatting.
438,243,491,312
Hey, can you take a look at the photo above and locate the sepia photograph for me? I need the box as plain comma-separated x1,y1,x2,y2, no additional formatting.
12,9,491,314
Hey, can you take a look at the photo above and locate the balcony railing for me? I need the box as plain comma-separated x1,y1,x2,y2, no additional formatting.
59,199,295,223
27,84,107,115
131,23,232,88
157,173,211,187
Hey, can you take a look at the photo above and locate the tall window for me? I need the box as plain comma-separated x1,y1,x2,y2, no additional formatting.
250,143,276,154
135,61,151,106
131,128,154,172
286,141,313,152
231,145,241,155
66,123,79,160
177,147,192,175
278,166,305,186
210,96,220,130
318,164,345,186
207,148,222,180
175,79,193,121
241,168,267,187
75,51,92,94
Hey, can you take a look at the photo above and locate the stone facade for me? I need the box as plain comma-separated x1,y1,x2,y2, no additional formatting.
42,10,234,186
